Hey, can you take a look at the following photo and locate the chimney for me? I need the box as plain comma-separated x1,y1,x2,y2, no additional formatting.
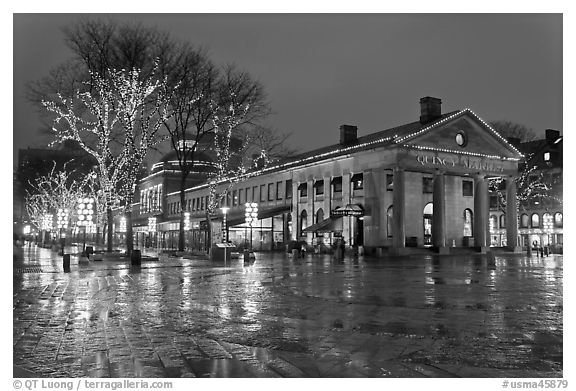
340,125,358,145
545,129,560,144
419,96,442,124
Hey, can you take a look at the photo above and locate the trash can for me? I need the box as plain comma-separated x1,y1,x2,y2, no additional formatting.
63,254,70,272
243,249,251,262
131,249,142,266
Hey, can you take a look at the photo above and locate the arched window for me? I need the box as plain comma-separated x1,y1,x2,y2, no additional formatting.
300,210,308,237
554,212,563,228
531,213,540,228
387,206,393,237
463,209,473,237
489,215,498,232
316,208,324,223
520,214,529,228
499,214,506,229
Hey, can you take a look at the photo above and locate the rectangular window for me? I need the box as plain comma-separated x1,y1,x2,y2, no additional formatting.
298,182,308,197
206,196,209,211
286,180,293,199
489,194,499,209
276,182,283,200
422,177,433,194
268,183,274,201
259,184,265,202
352,173,364,190
332,177,342,194
314,180,324,195
253,186,258,202
462,180,473,197
245,188,250,203
238,188,243,205
200,198,204,211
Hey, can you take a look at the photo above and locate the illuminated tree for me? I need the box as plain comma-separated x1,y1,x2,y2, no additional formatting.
42,66,172,253
24,162,93,242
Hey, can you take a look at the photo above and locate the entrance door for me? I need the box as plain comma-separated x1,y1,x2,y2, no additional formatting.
423,203,433,246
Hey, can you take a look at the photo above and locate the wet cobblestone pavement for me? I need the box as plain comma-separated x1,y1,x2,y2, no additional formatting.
13,245,563,378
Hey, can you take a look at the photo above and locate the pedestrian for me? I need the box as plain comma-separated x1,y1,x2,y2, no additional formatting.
539,245,544,257
300,242,307,258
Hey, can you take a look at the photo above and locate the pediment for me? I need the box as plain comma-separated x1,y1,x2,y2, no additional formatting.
401,110,522,160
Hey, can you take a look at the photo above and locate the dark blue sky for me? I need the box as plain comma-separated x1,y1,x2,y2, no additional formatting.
13,13,562,166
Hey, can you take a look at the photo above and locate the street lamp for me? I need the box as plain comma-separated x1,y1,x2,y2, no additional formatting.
220,207,230,243
77,197,94,253
56,208,69,255
244,202,258,251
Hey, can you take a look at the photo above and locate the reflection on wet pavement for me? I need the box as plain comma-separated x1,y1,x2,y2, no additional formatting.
13,245,563,377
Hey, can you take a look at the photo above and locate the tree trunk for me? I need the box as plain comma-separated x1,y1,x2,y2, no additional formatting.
205,210,212,254
125,209,134,254
106,208,113,252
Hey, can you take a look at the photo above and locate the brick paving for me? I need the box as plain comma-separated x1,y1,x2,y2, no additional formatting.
13,244,563,378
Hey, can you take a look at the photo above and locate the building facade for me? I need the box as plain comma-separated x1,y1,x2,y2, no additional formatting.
488,129,563,252
122,97,528,255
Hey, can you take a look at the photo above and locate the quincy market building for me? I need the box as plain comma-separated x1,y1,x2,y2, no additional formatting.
129,97,523,255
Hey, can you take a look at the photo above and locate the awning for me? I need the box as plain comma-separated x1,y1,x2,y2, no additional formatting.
331,204,364,217
302,217,343,233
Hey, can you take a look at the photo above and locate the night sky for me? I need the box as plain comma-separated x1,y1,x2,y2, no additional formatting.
12,13,562,167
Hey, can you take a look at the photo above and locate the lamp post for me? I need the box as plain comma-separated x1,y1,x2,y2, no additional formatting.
77,197,94,254
220,207,230,243
56,208,69,255
244,203,258,251
42,213,53,245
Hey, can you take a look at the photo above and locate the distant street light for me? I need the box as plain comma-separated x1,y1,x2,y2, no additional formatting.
77,197,94,253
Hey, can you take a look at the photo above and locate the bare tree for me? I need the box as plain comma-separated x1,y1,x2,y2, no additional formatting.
489,120,538,142
24,162,93,243
42,66,172,253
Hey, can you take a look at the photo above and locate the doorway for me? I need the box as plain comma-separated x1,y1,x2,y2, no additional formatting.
423,203,433,246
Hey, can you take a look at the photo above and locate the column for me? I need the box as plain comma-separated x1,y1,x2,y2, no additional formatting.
432,170,448,253
473,174,489,252
342,172,351,245
291,179,298,240
506,176,521,252
391,167,406,253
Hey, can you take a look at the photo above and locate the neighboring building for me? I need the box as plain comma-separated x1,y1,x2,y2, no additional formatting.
119,139,219,250
126,97,526,255
489,129,563,251
16,140,98,230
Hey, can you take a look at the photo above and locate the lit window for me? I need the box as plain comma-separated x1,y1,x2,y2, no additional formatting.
544,152,551,161
554,212,563,228
463,209,473,237
531,213,540,228
352,173,363,190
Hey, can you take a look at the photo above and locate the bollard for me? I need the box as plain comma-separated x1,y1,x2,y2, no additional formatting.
527,246,532,257
131,249,142,266
63,254,70,272
243,249,251,263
